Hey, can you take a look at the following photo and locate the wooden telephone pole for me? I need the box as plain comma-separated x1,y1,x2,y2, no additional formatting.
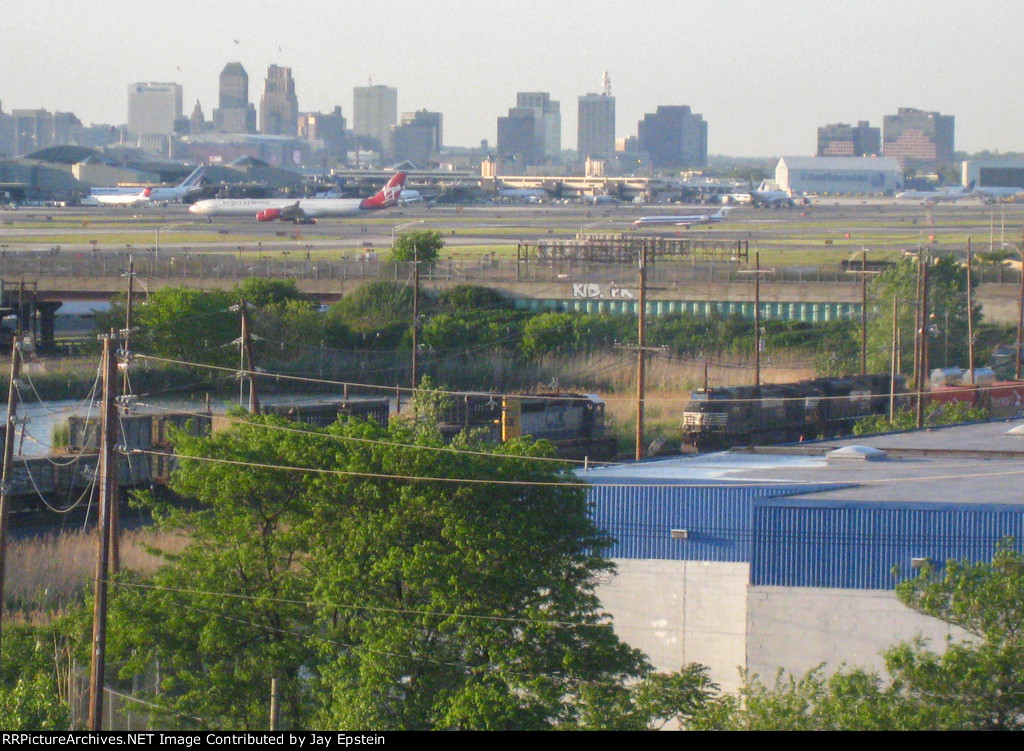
0,336,20,663
239,300,261,416
89,333,119,731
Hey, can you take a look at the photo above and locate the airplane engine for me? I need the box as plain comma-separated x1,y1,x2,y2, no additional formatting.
256,209,281,222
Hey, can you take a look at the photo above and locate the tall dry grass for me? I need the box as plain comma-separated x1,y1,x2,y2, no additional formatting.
4,528,183,624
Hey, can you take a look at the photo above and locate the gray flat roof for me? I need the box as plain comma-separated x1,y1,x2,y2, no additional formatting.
580,418,1024,507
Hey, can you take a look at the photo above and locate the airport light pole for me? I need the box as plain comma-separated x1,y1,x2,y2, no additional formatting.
155,223,190,264
392,220,425,251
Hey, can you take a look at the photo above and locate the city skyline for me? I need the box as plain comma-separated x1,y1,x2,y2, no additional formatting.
4,1,1024,157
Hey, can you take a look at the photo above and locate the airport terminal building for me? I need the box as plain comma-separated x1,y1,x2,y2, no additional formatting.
775,156,903,195
587,421,1024,693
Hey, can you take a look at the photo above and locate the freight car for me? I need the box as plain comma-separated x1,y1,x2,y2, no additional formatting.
681,374,905,452
438,392,616,461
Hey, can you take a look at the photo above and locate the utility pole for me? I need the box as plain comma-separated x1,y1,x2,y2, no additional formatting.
411,243,420,399
239,300,261,416
122,257,135,397
966,240,975,384
890,298,898,421
754,250,761,388
89,333,118,731
269,678,280,731
0,336,20,663
739,250,772,389
635,243,647,461
916,253,930,429
861,248,868,375
1017,229,1024,380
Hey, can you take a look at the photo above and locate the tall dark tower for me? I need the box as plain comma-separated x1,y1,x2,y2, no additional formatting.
259,65,299,136
213,62,256,133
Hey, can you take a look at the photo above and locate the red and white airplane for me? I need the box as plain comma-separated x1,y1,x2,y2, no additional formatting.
188,172,407,224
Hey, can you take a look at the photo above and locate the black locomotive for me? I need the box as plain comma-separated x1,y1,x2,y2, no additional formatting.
680,374,906,452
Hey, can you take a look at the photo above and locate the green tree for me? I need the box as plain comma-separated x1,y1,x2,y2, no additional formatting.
864,253,978,375
692,666,942,731
392,229,445,264
108,414,700,730
233,278,308,309
324,281,414,348
102,286,237,365
890,540,1024,730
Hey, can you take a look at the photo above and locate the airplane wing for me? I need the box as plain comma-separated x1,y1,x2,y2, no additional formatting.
256,201,315,223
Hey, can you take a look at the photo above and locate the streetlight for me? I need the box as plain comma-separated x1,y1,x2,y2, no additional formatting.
392,220,426,250
155,223,190,263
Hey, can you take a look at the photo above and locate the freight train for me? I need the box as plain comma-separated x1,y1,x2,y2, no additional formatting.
437,392,616,461
681,369,1024,452
680,374,906,452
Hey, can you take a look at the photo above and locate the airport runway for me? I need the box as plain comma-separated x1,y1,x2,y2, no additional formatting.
1,199,1022,259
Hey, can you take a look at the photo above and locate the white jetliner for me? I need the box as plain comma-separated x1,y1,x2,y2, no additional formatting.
81,188,153,207
896,180,975,203
82,166,207,206
970,184,1024,203
724,180,799,208
634,206,736,227
189,172,407,223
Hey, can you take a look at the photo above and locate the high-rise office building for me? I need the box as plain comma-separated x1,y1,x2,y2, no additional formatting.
353,84,398,155
637,105,707,169
400,110,443,152
128,82,182,136
391,110,443,164
298,106,348,165
259,65,299,136
817,121,881,157
577,92,615,160
496,108,538,170
515,92,560,160
883,107,955,166
4,108,82,155
214,62,257,133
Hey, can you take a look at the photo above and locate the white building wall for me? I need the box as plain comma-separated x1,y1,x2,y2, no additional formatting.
746,586,967,680
598,559,749,695
776,156,902,195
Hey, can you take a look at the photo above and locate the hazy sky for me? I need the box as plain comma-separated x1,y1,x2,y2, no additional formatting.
4,0,1023,157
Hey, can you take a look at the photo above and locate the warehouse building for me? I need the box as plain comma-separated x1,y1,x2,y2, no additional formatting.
775,156,903,195
585,420,1024,693
962,156,1024,190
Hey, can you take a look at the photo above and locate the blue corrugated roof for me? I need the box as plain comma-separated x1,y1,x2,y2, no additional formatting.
580,452,1024,590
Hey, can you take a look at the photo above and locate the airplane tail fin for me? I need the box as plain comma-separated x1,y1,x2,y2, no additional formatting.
179,166,206,188
359,172,406,210
142,188,153,198
966,180,977,192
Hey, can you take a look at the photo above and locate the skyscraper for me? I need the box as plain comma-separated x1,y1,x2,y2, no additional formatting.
496,109,538,170
127,82,182,136
515,92,560,161
353,84,398,155
883,108,955,166
259,65,299,136
391,110,443,164
298,106,348,165
214,62,256,133
817,121,881,157
637,105,708,169
577,92,615,160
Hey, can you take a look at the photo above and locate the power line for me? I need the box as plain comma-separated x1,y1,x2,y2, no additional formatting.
113,580,615,631
130,400,622,467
